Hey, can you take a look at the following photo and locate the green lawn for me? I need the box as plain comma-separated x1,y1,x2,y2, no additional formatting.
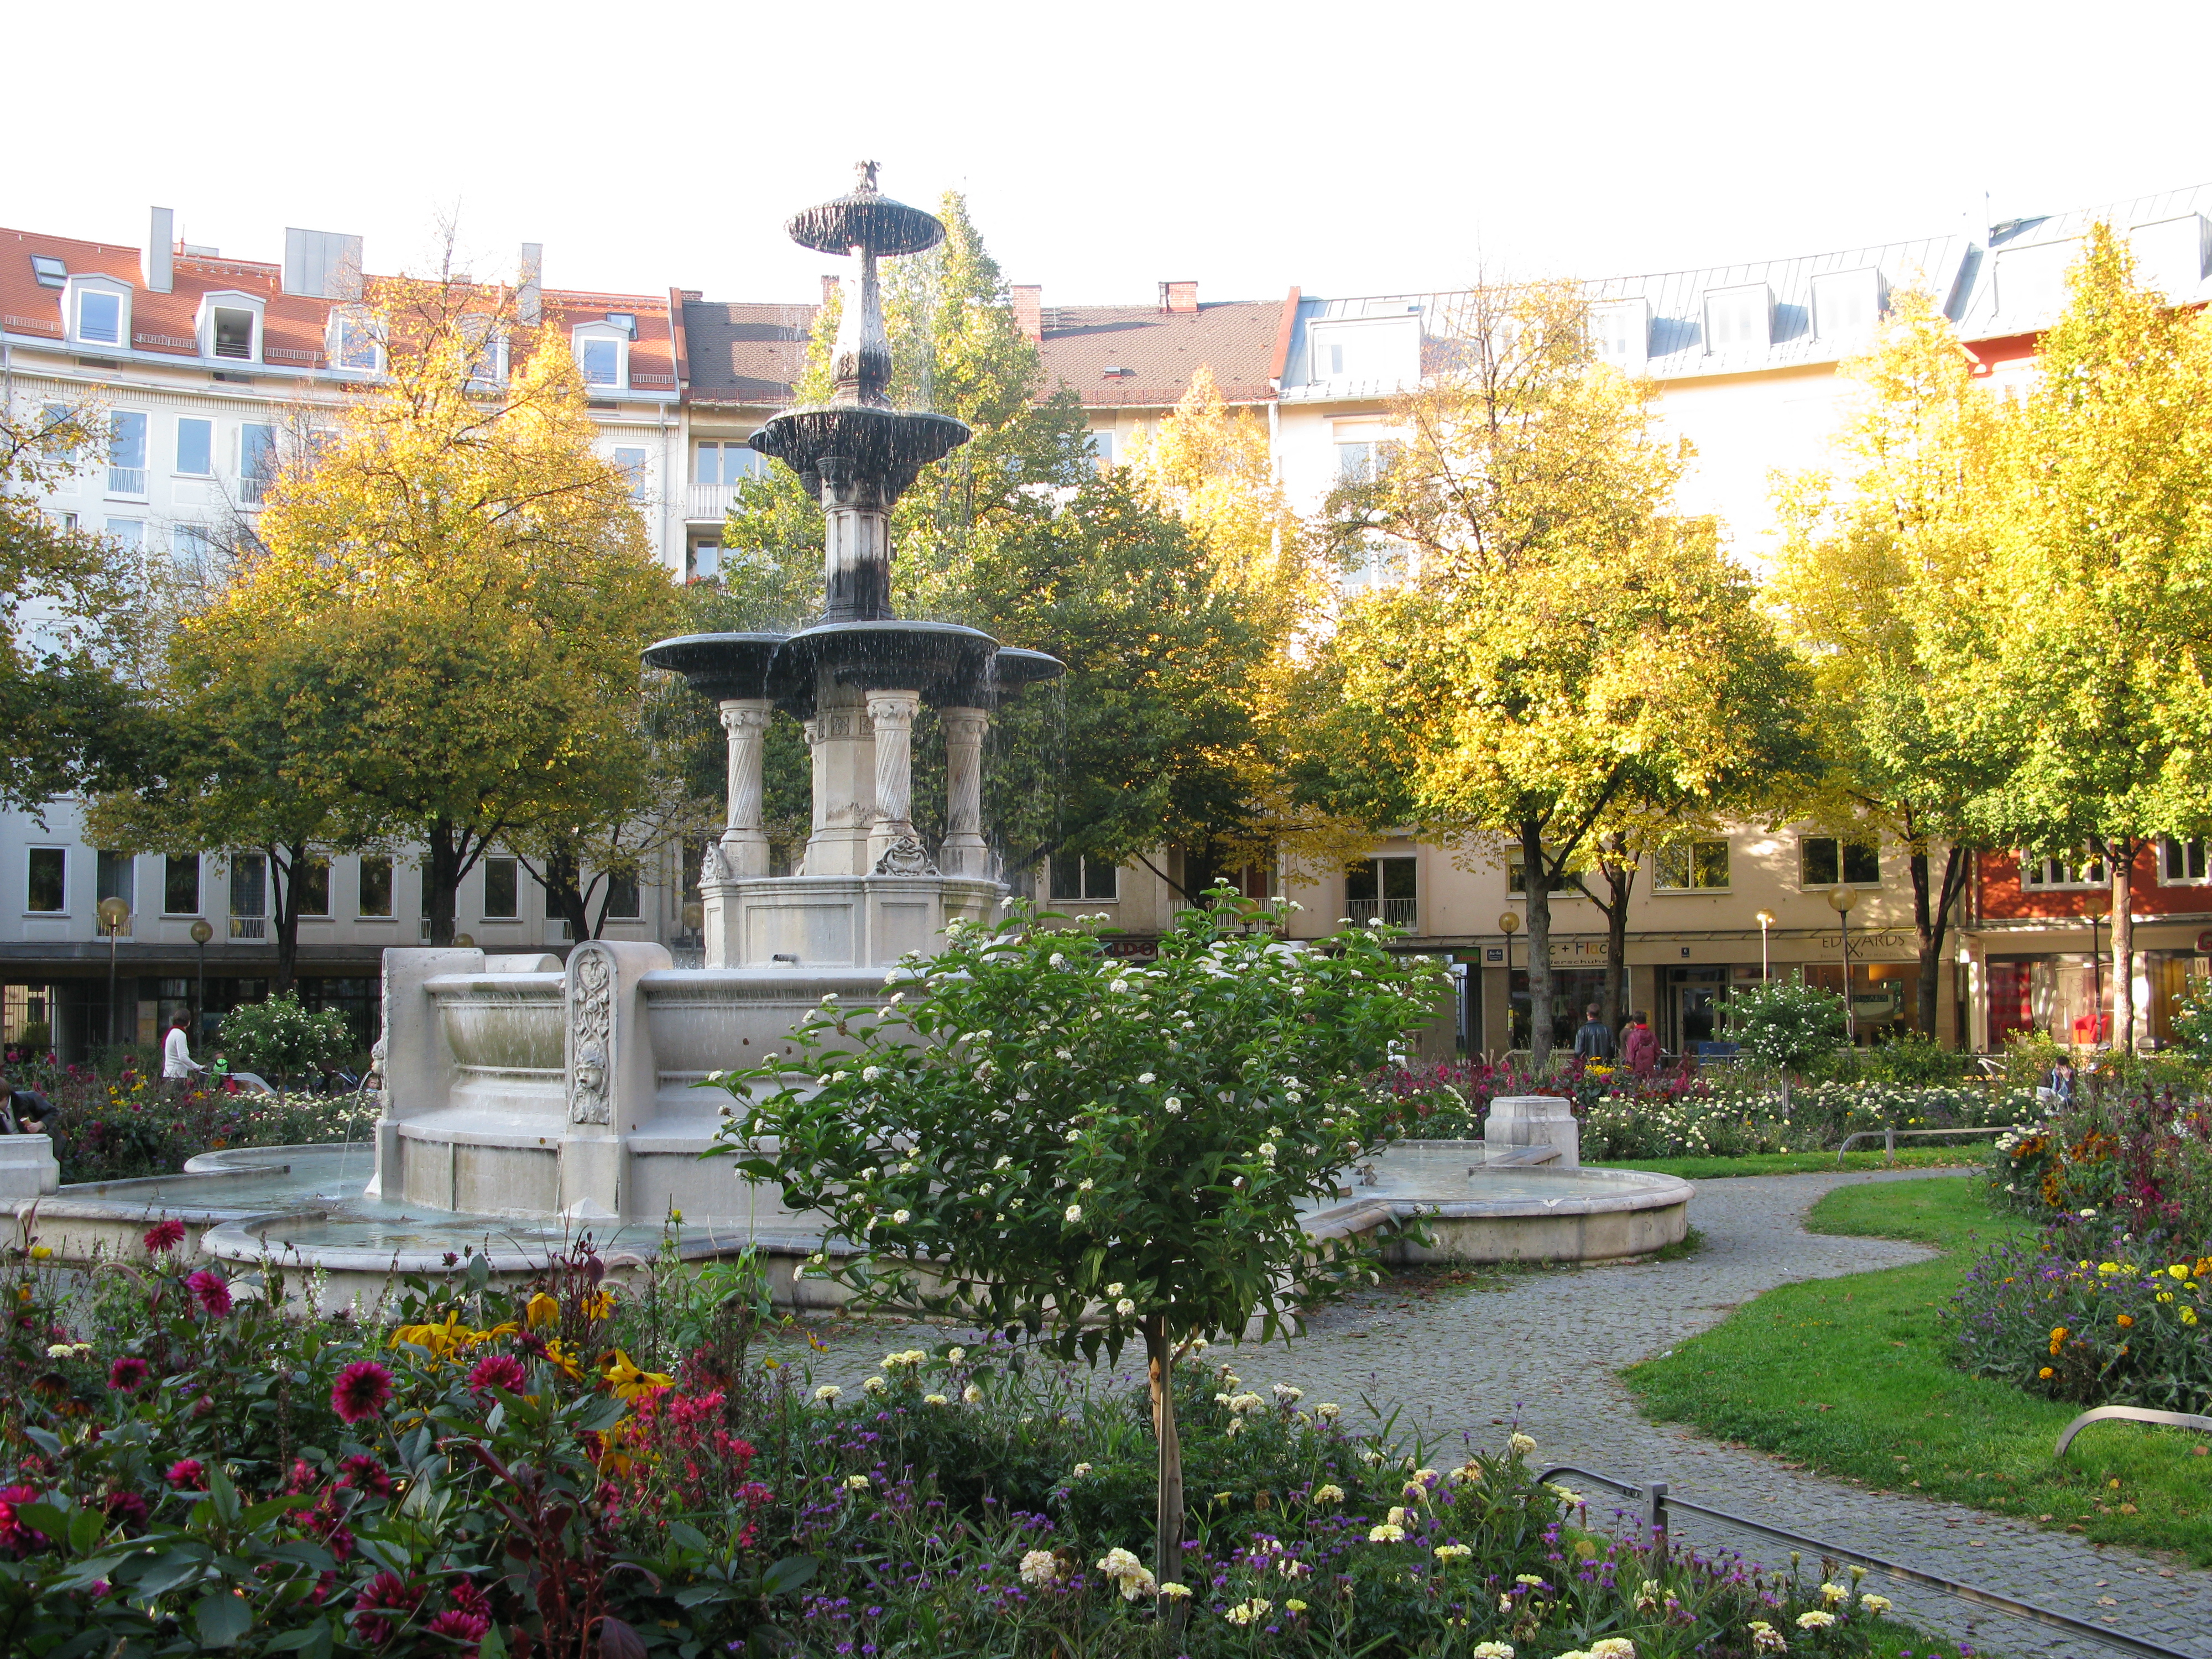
1620,1175,2212,1564
1597,1148,1988,1180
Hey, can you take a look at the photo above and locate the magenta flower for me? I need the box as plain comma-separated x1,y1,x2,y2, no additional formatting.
185,1270,232,1317
353,1569,424,1645
102,1490,149,1530
467,1354,526,1397
108,1357,149,1392
0,1485,46,1557
166,1459,206,1489
338,1454,392,1496
331,1360,395,1425
143,1218,185,1254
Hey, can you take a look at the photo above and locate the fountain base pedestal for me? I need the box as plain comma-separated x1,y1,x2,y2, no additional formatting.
701,870,999,970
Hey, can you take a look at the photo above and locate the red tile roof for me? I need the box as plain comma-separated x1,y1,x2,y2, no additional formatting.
1037,297,1289,408
2,223,676,387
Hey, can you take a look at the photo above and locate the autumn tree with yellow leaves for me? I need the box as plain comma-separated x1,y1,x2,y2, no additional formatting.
118,272,680,947
1335,277,1806,1065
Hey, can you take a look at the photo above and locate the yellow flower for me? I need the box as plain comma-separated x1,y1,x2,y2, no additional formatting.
2116,1313,2134,1329
2184,1307,2200,1326
542,1338,583,1380
601,1349,672,1401
29,1245,51,1260
525,1292,561,1330
2039,1366,2054,1379
581,1288,616,1321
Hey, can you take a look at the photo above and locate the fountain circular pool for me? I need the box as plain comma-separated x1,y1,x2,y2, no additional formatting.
19,1140,1692,1313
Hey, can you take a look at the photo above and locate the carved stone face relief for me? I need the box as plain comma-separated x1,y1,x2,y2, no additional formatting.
567,946,615,1125
873,834,939,877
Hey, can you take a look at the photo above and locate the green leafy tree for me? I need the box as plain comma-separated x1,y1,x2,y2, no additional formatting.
1725,980,1848,1115
0,401,140,809
218,991,353,1090
716,893,1448,1601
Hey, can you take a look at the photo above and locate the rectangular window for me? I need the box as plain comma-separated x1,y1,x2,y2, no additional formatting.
41,403,79,466
230,853,267,938
1086,430,1116,469
105,518,144,550
604,871,641,919
212,307,254,360
1048,855,1119,902
26,848,65,913
1703,285,1772,352
467,328,504,384
2163,837,2209,884
689,539,722,581
77,289,122,345
581,338,620,387
32,255,66,289
239,424,275,504
173,523,213,580
109,410,148,493
297,854,330,917
357,855,393,917
164,855,200,915
483,857,519,919
176,417,214,476
1655,839,1731,891
613,446,649,504
2020,853,2105,890
96,850,135,912
1801,836,1879,888
1345,855,1417,926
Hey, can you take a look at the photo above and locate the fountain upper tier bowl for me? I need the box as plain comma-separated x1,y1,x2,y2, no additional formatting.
749,406,972,503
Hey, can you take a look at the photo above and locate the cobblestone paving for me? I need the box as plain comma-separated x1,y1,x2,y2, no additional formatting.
795,1170,2212,1658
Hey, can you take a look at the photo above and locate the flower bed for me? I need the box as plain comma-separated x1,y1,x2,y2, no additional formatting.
12,1063,378,1184
2,1228,1917,1658
1954,1088,2212,1411
1392,1062,2036,1164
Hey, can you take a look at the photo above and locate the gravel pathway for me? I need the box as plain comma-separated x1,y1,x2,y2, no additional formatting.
792,1169,2212,1657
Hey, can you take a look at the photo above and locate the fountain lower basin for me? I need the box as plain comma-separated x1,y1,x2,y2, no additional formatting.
17,1141,1691,1312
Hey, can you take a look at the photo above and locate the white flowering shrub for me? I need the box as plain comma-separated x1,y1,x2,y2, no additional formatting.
711,888,1447,1594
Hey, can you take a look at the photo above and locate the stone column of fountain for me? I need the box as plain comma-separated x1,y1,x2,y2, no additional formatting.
939,707,991,878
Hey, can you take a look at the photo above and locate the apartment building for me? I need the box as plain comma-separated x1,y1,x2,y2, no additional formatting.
0,211,696,1056
11,182,2210,1058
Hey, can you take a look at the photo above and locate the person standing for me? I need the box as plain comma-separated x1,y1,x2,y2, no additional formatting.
1621,1011,1660,1079
1573,1003,1615,1063
161,1013,203,1097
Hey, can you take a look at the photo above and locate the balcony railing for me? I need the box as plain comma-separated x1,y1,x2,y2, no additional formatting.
107,466,147,495
1345,896,1418,927
686,483,737,523
230,916,266,940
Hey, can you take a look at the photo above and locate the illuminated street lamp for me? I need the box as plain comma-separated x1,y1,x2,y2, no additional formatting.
1826,884,1860,1044
1498,910,1521,1048
97,896,131,1051
1755,909,1777,983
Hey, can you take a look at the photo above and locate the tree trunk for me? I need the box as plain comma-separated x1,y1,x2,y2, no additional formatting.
1600,844,1635,1031
1145,1316,1185,1623
269,840,308,994
1521,816,1554,1071
519,844,597,942
2110,840,2136,1053
1909,843,1970,1044
426,820,463,947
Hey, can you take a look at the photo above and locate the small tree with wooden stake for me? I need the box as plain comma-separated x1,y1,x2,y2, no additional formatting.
1725,980,1848,1118
711,891,1446,1615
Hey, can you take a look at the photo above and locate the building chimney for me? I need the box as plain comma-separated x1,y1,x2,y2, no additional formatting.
518,243,544,324
1010,284,1043,342
821,273,842,310
284,228,364,298
144,207,174,293
1159,280,1198,314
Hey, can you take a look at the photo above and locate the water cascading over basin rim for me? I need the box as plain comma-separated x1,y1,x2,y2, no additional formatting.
747,405,972,504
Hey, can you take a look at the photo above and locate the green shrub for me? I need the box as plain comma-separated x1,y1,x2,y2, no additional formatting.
217,992,352,1088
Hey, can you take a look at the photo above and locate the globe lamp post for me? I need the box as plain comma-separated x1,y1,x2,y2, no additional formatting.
1826,884,1860,1044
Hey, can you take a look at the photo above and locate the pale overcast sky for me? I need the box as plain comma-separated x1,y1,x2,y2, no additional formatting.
14,0,2210,307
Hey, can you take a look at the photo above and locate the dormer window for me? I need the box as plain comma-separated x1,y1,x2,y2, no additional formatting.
66,276,132,348
30,255,66,289
1588,299,1649,372
573,321,629,392
329,310,382,372
1702,284,1772,353
1812,269,1885,344
196,290,264,363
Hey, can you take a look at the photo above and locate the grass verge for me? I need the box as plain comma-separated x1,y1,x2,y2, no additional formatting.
1597,1148,1991,1180
1620,1175,2212,1564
